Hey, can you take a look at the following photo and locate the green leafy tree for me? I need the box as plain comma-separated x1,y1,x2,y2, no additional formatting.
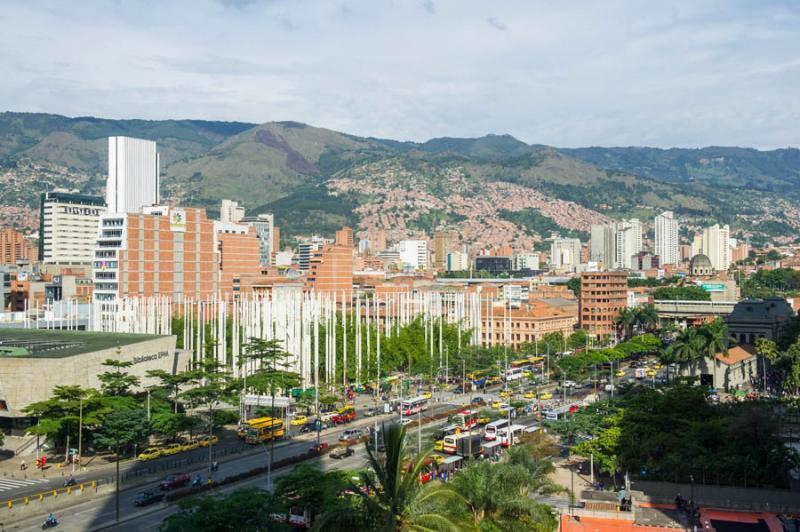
98,358,141,396
651,286,711,301
146,369,195,414
160,488,287,532
180,360,234,467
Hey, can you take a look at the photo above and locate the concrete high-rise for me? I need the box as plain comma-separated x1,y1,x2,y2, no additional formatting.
654,211,679,265
335,227,354,247
615,219,642,269
220,199,245,223
550,238,581,271
106,136,160,214
701,224,731,271
39,191,106,264
241,213,275,267
399,240,427,270
433,230,454,270
590,224,616,267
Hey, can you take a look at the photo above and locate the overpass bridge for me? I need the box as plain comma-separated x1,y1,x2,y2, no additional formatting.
653,299,736,319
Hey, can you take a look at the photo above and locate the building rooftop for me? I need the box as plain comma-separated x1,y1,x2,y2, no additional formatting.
715,344,756,366
0,329,165,359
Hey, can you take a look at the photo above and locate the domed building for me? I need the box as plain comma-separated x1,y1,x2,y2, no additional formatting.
689,254,713,276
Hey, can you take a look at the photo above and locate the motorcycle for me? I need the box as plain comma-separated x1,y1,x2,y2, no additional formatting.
41,516,58,529
63,477,76,487
210,461,219,472
192,475,204,487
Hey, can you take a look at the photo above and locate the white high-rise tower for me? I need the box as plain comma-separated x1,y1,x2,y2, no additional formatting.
106,136,160,214
655,211,679,265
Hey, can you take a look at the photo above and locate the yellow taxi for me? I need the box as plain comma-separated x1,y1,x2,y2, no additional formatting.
523,391,536,399
654,363,662,369
434,439,444,451
646,369,656,377
476,415,491,425
197,435,219,447
137,447,161,461
422,391,433,399
489,376,501,384
430,453,446,465
499,390,511,398
539,392,553,400
290,415,308,426
181,440,200,452
161,443,183,456
491,400,503,409
615,370,625,377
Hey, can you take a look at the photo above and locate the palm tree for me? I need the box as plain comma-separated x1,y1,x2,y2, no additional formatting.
450,460,556,531
616,308,636,340
670,327,706,363
700,318,734,358
634,304,659,333
754,337,779,391
315,423,469,531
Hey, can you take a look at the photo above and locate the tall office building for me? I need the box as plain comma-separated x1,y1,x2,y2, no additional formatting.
241,213,275,267
701,224,731,271
615,219,642,269
513,252,540,271
398,240,428,270
550,238,581,271
297,236,327,272
447,251,469,271
590,224,616,266
93,206,218,303
39,191,106,264
220,199,245,223
106,136,160,214
306,244,354,292
335,227,354,247
579,271,628,338
433,230,454,270
1,229,36,265
654,211,679,265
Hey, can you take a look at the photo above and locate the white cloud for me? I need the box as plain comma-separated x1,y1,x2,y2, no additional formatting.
0,0,798,148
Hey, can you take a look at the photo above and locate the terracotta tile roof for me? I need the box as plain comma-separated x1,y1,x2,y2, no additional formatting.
715,344,756,365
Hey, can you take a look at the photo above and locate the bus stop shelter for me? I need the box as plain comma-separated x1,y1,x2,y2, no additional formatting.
439,455,464,481
481,440,503,460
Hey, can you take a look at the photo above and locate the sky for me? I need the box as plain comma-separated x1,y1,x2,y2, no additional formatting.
1,0,798,148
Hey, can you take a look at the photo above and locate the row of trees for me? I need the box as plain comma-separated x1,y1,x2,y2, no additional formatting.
162,424,563,532
549,386,799,489
659,319,731,365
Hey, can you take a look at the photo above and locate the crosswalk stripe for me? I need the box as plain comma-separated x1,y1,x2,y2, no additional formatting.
0,478,48,491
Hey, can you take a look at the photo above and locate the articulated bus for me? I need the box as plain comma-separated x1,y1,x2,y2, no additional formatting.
483,419,510,441
400,396,429,416
245,418,285,444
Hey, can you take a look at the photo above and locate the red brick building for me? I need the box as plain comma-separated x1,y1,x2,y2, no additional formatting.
579,271,628,338
0,229,36,265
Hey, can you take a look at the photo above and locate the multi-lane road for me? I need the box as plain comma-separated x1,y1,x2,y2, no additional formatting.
4,363,663,531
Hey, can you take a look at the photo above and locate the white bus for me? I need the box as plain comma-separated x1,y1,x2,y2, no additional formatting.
497,424,526,447
454,410,479,431
400,396,429,416
443,432,470,454
483,419,510,441
501,367,525,382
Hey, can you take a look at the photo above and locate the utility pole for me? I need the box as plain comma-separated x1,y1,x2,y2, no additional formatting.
417,409,422,455
76,396,83,472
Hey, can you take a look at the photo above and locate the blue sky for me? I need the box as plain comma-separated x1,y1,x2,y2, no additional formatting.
1,0,798,148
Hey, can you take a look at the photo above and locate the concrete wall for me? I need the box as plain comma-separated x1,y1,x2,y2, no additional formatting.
0,336,189,416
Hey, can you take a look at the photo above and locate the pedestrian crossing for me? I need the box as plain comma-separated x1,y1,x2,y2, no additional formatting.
532,494,572,509
0,477,49,493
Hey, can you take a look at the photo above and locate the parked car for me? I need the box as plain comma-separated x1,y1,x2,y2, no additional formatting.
159,474,190,490
290,415,308,426
330,446,355,459
181,440,200,452
400,418,413,426
137,448,161,461
197,435,219,447
471,396,486,406
161,443,183,456
133,490,164,506
563,380,577,388
339,429,363,442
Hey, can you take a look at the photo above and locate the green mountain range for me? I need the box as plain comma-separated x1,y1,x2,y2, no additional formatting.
1,111,798,246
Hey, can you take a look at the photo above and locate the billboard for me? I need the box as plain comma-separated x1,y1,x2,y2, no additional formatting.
169,209,186,232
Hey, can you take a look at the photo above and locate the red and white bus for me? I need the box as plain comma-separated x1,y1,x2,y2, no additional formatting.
400,396,429,416
454,410,479,431
483,419,509,441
